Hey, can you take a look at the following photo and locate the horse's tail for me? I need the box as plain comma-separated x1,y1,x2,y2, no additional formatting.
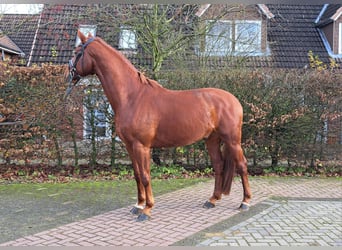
221,145,236,195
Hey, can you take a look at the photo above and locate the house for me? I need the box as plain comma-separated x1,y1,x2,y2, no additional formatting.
0,14,40,65
2,4,341,69
0,32,24,63
0,3,341,142
194,4,341,68
268,4,342,68
315,4,342,57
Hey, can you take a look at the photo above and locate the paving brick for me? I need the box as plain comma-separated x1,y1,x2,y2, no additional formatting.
252,232,263,239
237,239,249,246
243,236,256,243
276,239,289,246
249,242,270,246
77,241,95,246
258,239,277,243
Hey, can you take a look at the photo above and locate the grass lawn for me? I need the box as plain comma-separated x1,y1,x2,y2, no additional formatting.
0,177,209,244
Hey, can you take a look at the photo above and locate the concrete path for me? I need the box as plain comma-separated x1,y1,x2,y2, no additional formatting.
1,177,341,246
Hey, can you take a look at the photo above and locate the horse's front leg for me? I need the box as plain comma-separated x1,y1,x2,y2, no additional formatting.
125,145,146,216
130,166,146,216
129,142,154,221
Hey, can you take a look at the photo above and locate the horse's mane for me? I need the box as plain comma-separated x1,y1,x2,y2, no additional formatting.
138,72,163,89
95,37,163,89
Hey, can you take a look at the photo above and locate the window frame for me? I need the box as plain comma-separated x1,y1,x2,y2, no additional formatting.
205,20,233,56
118,26,137,50
202,19,263,56
234,20,262,55
83,88,113,140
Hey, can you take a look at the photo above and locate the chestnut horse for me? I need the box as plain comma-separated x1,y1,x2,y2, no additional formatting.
67,30,251,221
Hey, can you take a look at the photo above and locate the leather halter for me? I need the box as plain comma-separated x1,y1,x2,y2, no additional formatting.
64,37,95,99
68,37,95,84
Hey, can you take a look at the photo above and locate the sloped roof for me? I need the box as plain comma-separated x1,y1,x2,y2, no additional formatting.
316,4,341,26
0,32,24,55
28,4,197,68
28,5,90,65
267,4,334,68
0,14,40,63
28,4,156,67
2,4,341,69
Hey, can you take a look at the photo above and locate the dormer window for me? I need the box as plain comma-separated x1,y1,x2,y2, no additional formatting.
201,20,263,56
75,25,97,47
316,4,342,57
119,26,137,50
195,4,271,57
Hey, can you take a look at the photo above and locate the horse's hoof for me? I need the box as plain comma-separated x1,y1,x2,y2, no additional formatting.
130,206,143,215
203,201,215,209
136,213,150,222
239,202,250,211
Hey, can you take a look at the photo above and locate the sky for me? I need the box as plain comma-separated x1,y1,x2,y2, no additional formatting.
0,4,43,14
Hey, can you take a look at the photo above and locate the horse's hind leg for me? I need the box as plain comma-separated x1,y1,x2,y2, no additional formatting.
236,151,252,210
225,141,252,210
203,133,224,208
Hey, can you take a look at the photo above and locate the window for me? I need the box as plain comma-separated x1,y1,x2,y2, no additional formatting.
75,25,97,47
202,20,263,56
83,89,113,140
205,20,232,56
235,20,261,54
119,26,137,50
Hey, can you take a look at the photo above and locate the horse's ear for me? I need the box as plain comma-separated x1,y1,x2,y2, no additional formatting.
77,30,87,44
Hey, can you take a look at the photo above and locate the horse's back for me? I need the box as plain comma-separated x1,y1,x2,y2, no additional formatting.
172,87,243,121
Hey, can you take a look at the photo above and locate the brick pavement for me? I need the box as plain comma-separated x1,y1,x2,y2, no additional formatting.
1,177,341,246
196,199,342,246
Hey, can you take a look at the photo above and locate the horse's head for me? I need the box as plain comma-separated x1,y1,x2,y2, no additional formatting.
64,30,95,99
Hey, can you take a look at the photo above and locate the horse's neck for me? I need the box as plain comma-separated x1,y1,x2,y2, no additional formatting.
93,48,142,113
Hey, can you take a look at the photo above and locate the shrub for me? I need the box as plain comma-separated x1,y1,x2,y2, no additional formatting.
0,61,340,176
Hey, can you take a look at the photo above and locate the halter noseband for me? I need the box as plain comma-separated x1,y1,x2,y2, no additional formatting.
65,37,95,99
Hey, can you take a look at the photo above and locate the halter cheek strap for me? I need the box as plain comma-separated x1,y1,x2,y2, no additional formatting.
70,37,95,74
65,37,95,100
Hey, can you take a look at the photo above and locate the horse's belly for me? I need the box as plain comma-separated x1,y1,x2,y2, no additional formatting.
152,115,215,148
152,135,203,148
